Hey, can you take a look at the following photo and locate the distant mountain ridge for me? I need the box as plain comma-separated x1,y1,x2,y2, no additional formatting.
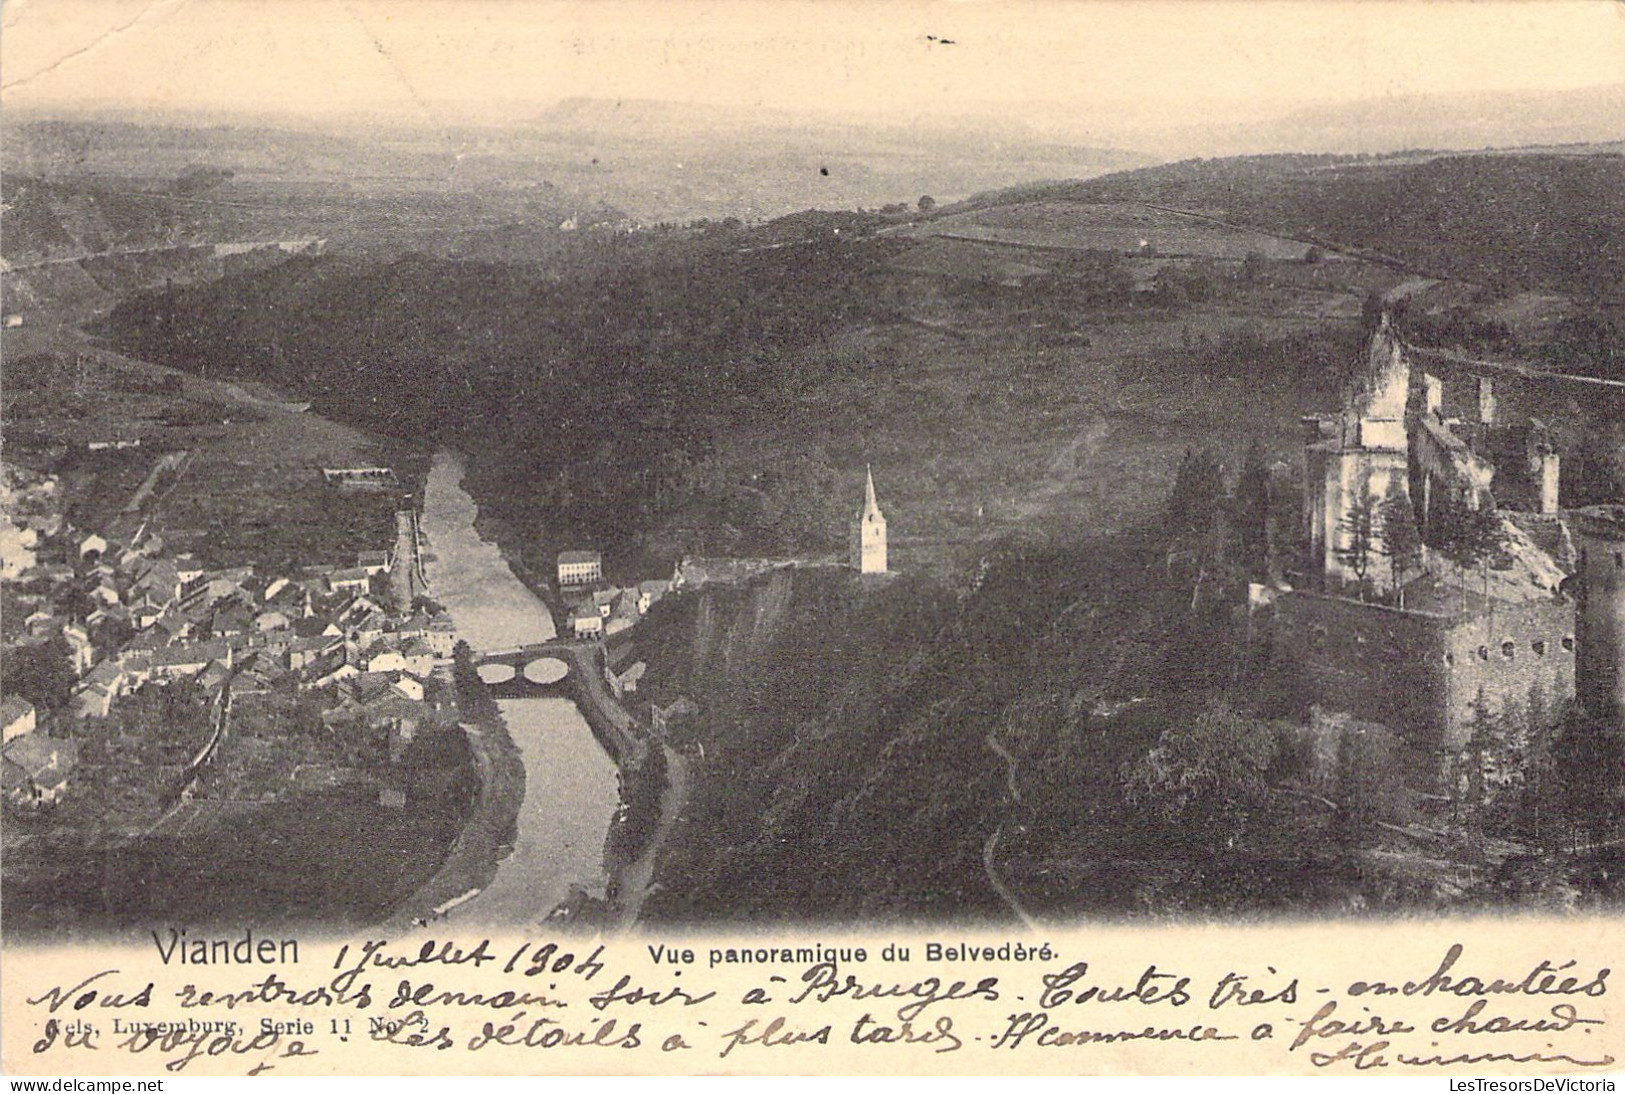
1,108,1153,224
1129,83,1625,158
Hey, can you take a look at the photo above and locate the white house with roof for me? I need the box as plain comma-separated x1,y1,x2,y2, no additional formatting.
558,550,603,587
424,617,458,657
75,661,127,717
174,554,206,584
328,567,373,594
2,734,78,809
62,623,94,675
570,603,604,639
2,697,37,743
149,640,230,680
636,579,670,614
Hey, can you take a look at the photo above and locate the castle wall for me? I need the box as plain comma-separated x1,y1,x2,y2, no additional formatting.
1272,592,1575,782
1273,592,1454,760
1304,444,1407,592
1575,515,1625,724
1436,598,1575,737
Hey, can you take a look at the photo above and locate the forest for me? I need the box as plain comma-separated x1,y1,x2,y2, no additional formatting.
108,226,906,563
628,455,1624,923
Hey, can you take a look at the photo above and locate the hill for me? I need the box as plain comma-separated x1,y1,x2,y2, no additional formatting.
91,144,1625,920
4,110,1152,227
953,150,1625,300
1,176,198,265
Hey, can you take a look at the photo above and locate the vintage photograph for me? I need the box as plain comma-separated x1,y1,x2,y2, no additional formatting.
2,0,1622,943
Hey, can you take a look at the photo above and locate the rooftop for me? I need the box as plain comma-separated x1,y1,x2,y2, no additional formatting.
1,696,35,724
2,733,79,779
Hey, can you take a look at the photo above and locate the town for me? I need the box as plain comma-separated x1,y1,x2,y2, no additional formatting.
1,456,460,832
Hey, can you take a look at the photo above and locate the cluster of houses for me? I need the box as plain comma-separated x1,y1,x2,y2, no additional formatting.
1,482,458,815
1,694,76,812
0,463,63,581
556,549,672,642
555,548,683,717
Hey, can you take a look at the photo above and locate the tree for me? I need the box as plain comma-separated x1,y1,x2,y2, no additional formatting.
1151,274,1188,308
1377,481,1423,605
1552,706,1625,849
1232,440,1271,578
1431,494,1506,610
1566,420,1625,506
1334,491,1378,597
1548,309,1625,380
1122,701,1279,853
4,636,74,713
1049,249,1133,305
1334,722,1412,849
1362,290,1407,337
1168,448,1225,537
1458,687,1499,825
1519,684,1560,847
917,195,936,213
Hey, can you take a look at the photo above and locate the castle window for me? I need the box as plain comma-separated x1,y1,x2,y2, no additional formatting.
1563,636,1575,652
1444,652,1455,667
1616,551,1624,570
1478,646,1490,661
1532,640,1547,657
1501,641,1516,659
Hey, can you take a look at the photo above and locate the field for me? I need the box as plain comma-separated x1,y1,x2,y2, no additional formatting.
1,342,414,572
909,201,1319,260
652,264,1372,579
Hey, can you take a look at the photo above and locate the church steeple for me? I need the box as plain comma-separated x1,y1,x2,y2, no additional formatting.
852,464,888,574
862,464,883,522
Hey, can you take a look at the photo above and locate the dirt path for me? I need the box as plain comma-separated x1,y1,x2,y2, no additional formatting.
612,744,691,929
982,729,1043,927
982,826,1040,930
986,731,1022,806
1011,414,1112,522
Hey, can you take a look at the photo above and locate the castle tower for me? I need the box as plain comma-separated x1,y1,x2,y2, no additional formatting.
1301,314,1412,591
851,465,887,574
1574,506,1625,725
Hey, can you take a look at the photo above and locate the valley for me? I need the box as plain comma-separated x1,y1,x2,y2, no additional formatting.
5,103,1624,927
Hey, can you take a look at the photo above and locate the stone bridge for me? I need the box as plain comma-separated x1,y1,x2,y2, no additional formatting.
471,641,579,697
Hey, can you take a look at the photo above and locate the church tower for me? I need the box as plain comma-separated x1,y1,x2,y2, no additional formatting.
851,465,888,574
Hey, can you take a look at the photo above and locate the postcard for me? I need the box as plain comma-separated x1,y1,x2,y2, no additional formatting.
2,0,1622,1077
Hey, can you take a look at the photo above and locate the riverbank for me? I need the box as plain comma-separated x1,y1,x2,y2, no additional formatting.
465,511,686,930
381,651,525,932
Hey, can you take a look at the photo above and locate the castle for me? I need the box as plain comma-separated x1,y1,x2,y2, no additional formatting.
1271,316,1620,789
850,466,887,574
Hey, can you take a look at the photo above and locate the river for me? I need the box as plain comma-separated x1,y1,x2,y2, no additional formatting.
418,451,621,925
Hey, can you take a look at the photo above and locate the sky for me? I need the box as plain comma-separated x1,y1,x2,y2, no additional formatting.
2,0,1623,131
